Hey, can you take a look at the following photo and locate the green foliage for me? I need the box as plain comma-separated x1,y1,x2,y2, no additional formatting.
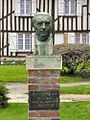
62,50,83,74
0,103,28,120
0,102,90,120
0,84,9,108
54,44,90,75
0,65,27,82
61,75,83,83
61,101,90,120
61,85,90,94
78,61,90,78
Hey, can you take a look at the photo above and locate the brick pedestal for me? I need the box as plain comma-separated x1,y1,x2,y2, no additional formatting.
28,70,60,120
26,56,62,120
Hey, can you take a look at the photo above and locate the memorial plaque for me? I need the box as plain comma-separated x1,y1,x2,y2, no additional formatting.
29,90,60,110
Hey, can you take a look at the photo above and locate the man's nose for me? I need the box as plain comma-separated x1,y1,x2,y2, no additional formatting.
42,23,45,29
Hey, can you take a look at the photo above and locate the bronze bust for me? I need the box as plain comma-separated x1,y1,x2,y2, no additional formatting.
32,12,53,55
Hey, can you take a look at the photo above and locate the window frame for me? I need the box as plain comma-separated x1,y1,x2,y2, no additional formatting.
20,0,32,16
18,33,32,51
64,0,77,15
75,33,89,44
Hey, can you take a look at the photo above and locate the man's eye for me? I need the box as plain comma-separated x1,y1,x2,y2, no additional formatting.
37,23,42,25
45,22,50,25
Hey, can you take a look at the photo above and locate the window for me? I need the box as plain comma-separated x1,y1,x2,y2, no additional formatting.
75,33,89,44
20,0,31,15
65,0,76,15
18,34,32,51
76,33,80,44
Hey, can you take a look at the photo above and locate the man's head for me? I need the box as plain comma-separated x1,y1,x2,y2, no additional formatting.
32,12,53,41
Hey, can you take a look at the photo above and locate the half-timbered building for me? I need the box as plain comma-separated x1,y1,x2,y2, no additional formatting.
0,0,90,57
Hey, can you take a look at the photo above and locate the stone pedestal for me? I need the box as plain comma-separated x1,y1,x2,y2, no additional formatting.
26,55,62,120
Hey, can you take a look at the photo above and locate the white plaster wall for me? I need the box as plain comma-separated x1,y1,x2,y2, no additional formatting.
32,0,36,15
69,18,71,31
77,16,81,30
64,18,67,31
89,16,90,30
9,33,17,52
82,0,87,5
77,0,82,16
73,18,76,30
89,32,90,45
25,18,27,31
83,7,87,30
14,0,20,16
55,0,58,19
89,0,90,13
60,17,63,31
68,33,75,44
54,34,64,44
58,0,64,15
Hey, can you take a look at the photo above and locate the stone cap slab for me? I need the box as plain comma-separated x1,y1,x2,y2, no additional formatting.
26,55,62,70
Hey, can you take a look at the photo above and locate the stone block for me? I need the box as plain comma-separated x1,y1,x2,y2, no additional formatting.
26,55,62,70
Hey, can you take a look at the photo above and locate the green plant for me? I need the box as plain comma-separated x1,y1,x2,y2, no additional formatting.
0,84,9,108
62,50,84,74
54,44,90,75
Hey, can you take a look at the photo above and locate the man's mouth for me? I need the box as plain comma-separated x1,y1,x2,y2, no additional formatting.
41,32,48,36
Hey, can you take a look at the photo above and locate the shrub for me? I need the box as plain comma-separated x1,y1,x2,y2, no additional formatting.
0,84,9,108
54,44,90,75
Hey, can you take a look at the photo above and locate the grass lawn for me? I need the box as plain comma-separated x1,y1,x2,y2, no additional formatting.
60,75,83,83
0,65,85,83
61,85,90,94
0,103,28,120
0,65,28,83
0,102,90,120
61,101,90,120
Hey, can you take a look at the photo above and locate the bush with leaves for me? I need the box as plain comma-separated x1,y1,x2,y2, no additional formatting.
62,49,84,74
54,44,90,75
0,84,9,108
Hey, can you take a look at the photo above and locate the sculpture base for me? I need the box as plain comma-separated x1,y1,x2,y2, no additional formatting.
26,55,62,120
26,55,62,70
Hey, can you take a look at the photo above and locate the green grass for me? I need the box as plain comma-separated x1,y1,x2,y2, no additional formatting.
0,65,88,83
61,85,90,94
0,103,28,120
61,75,83,83
0,102,90,120
61,101,90,120
0,65,28,83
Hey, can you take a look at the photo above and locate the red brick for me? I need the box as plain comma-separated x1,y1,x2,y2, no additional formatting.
39,78,49,84
29,78,39,83
28,70,52,77
29,77,49,84
29,111,60,117
28,84,39,90
40,111,60,117
29,111,38,117
50,78,60,84
39,84,60,90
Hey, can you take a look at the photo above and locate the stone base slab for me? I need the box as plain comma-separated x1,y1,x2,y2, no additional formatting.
26,55,62,70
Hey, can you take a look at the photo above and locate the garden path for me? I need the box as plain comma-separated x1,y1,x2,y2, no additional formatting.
6,82,90,103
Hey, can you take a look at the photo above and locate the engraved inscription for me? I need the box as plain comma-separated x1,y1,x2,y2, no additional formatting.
29,90,60,110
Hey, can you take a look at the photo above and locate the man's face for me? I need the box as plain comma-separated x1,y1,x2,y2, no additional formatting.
34,15,52,41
